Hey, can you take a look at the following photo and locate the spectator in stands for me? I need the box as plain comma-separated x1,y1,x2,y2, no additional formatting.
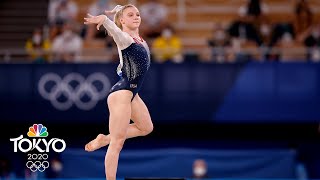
273,30,304,61
51,22,83,63
48,0,78,24
207,23,232,63
139,0,168,40
83,0,115,50
228,0,269,47
304,23,320,62
25,27,51,63
267,0,314,61
152,25,183,63
88,0,113,19
269,0,313,47
294,0,314,42
192,159,209,179
48,0,78,40
84,0,112,39
227,0,271,62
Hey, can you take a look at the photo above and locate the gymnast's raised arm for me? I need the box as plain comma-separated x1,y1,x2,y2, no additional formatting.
84,6,133,50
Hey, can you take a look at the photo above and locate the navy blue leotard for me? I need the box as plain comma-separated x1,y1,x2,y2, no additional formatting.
109,42,150,99
102,16,151,100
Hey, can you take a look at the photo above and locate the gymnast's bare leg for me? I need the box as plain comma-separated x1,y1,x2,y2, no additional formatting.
85,93,153,151
104,90,133,180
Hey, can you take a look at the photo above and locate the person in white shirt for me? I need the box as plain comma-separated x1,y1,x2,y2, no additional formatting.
51,22,83,63
83,4,153,180
85,0,113,40
139,0,168,38
48,0,78,25
48,0,78,40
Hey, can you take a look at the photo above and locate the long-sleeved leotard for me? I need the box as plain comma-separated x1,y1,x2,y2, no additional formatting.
102,16,151,100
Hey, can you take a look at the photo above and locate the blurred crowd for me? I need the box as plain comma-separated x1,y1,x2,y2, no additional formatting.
21,0,320,64
24,0,179,64
208,0,320,63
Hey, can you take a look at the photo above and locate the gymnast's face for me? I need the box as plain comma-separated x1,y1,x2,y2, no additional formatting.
120,6,141,30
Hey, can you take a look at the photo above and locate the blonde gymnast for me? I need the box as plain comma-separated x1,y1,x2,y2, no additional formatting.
84,4,153,180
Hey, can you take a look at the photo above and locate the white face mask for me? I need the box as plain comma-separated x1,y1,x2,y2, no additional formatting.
63,30,73,38
162,29,172,39
311,49,320,62
193,167,207,177
282,32,293,43
260,24,270,36
32,34,42,45
312,29,320,39
215,30,226,41
52,161,63,172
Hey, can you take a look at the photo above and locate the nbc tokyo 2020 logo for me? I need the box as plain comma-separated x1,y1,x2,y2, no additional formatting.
10,124,66,172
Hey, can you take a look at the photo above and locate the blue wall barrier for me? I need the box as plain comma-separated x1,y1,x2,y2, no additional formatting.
0,62,319,123
214,62,320,122
60,148,296,179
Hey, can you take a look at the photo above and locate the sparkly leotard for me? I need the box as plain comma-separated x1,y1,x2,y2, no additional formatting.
102,16,151,100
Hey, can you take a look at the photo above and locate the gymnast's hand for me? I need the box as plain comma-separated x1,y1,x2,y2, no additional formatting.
84,14,106,30
104,5,122,16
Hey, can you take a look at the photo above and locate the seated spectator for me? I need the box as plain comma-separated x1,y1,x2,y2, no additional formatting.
25,27,51,63
267,0,314,61
51,22,83,63
228,0,269,47
48,0,78,40
152,26,183,63
207,23,231,63
84,0,111,39
294,0,314,42
274,32,304,62
304,23,320,62
269,0,313,47
88,0,112,17
82,0,115,50
139,0,168,40
227,0,272,62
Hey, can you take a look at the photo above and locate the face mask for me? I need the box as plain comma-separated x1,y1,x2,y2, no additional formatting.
162,29,172,39
312,29,320,39
311,49,320,62
32,34,42,45
193,167,207,177
52,161,63,172
215,30,226,41
260,24,270,36
63,30,73,38
282,32,293,43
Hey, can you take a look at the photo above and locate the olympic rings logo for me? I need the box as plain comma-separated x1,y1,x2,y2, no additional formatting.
38,72,111,111
26,161,49,172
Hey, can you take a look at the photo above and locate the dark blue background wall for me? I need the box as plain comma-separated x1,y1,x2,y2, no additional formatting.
0,62,320,123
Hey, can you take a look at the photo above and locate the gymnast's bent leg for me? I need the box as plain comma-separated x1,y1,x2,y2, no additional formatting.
129,93,154,136
104,90,132,180
85,94,153,151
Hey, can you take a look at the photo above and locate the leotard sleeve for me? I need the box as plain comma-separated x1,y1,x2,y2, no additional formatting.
102,16,134,50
